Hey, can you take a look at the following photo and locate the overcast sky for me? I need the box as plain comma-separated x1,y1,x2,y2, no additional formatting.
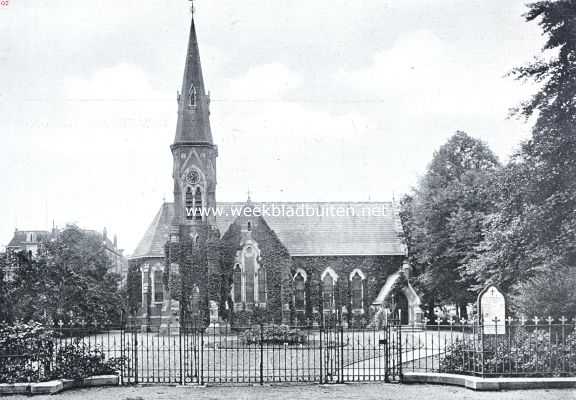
0,0,542,254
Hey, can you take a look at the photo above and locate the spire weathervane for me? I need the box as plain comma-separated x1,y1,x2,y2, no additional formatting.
189,0,194,15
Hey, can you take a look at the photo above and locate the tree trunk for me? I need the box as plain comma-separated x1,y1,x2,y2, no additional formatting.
458,303,468,320
426,298,435,325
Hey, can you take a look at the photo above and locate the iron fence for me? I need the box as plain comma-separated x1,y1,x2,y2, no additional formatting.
122,321,403,385
0,320,403,385
403,317,576,377
0,321,125,384
4,317,573,386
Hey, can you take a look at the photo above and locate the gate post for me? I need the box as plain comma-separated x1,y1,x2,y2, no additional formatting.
384,323,390,383
260,323,264,385
339,323,344,383
133,324,139,385
120,317,125,385
200,326,205,385
179,322,184,385
319,324,323,384
397,321,403,382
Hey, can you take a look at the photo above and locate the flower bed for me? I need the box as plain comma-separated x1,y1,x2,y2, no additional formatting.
240,325,308,345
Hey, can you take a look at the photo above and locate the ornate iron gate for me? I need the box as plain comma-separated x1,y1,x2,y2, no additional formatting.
120,321,402,385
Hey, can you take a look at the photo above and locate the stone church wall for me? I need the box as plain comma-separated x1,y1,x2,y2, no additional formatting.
292,255,403,327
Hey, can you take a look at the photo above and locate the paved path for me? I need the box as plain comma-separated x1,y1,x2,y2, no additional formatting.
10,384,576,400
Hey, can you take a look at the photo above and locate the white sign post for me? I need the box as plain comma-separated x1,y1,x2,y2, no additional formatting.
478,285,506,335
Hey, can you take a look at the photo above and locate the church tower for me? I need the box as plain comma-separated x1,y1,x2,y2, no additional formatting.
171,7,217,233
163,5,224,332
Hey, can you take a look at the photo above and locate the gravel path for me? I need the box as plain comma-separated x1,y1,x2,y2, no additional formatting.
10,383,576,400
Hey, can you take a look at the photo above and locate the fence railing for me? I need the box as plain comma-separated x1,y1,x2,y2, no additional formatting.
3,317,575,386
403,317,576,377
122,321,403,384
0,320,403,385
0,321,125,384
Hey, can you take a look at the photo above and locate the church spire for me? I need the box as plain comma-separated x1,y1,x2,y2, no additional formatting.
174,4,213,145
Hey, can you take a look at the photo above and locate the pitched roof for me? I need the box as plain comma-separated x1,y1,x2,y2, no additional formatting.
7,230,50,248
131,201,406,260
131,203,174,260
372,271,421,307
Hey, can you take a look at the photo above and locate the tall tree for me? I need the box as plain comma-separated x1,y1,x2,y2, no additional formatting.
511,0,576,264
467,1,576,298
10,226,124,324
0,254,10,321
402,131,500,319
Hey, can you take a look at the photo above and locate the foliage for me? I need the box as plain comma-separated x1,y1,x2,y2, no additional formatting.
0,321,54,383
513,265,576,319
220,215,293,325
173,225,210,325
401,131,500,316
0,321,124,383
464,1,576,313
8,226,125,326
50,339,125,380
126,263,142,315
240,324,307,346
0,254,11,322
440,328,576,377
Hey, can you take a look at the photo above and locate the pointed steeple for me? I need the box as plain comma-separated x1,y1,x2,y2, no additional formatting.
174,8,213,145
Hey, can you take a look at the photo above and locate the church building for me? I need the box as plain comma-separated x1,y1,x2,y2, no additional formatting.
129,10,422,330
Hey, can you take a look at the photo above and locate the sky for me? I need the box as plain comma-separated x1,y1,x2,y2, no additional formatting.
0,0,543,254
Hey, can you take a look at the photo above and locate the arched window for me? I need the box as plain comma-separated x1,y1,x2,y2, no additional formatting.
257,266,266,304
351,272,363,310
244,247,256,304
194,187,203,221
233,264,242,303
191,284,201,312
153,270,164,303
294,271,306,311
185,187,194,220
188,84,197,108
322,274,335,311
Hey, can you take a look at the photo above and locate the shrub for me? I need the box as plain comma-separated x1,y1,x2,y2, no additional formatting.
513,266,576,320
0,321,125,383
240,325,307,346
50,339,125,380
440,328,576,377
0,321,54,383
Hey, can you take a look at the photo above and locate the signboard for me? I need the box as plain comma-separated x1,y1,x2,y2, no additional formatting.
478,285,506,335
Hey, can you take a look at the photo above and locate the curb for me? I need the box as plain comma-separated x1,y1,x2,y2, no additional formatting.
0,375,119,395
403,372,576,391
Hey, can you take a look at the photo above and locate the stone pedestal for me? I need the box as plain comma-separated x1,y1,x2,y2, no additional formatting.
281,303,291,325
312,307,320,328
159,298,180,336
206,300,230,335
